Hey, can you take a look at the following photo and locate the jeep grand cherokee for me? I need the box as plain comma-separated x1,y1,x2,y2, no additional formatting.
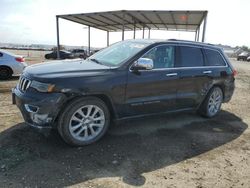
12,39,236,146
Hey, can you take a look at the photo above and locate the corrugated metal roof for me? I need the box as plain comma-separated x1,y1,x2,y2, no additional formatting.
57,10,207,32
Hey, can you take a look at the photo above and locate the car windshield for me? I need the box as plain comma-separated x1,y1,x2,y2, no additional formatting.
88,40,152,66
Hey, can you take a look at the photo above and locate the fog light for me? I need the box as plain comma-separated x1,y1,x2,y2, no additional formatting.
24,104,39,113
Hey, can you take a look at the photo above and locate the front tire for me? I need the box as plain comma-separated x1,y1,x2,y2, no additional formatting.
198,87,223,118
58,97,110,146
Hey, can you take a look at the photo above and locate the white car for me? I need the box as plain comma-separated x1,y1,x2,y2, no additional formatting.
247,56,250,62
0,50,27,79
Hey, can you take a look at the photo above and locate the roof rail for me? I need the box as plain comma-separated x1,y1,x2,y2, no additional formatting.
167,39,214,46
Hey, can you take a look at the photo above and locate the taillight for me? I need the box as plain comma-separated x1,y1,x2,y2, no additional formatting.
15,57,25,63
232,69,237,77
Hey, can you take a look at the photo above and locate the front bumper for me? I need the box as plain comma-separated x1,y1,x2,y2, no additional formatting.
12,87,66,129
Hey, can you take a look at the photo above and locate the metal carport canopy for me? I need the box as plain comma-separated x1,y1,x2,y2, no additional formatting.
56,10,208,58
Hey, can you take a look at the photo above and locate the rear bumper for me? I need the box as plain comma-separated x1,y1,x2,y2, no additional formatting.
12,87,66,129
12,62,27,76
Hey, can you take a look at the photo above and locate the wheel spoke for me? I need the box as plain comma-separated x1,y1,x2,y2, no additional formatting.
71,116,82,122
84,128,88,138
76,109,85,118
70,123,82,131
93,116,104,121
75,126,86,136
86,105,93,117
90,123,103,128
91,108,99,118
89,126,96,136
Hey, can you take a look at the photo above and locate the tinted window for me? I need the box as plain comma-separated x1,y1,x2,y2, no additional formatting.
204,49,226,66
179,46,204,67
0,52,3,57
142,45,175,69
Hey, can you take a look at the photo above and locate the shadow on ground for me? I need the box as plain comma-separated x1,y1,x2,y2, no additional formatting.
0,110,247,187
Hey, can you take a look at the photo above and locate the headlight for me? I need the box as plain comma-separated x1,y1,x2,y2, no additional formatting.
30,81,55,93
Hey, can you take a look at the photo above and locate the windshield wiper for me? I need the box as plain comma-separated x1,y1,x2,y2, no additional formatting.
89,58,103,65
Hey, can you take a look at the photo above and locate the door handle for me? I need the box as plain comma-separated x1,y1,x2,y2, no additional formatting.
203,70,212,74
166,73,178,77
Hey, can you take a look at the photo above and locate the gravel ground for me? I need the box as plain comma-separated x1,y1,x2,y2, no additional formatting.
0,55,250,188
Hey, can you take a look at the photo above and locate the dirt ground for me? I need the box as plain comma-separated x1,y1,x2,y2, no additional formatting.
0,51,250,187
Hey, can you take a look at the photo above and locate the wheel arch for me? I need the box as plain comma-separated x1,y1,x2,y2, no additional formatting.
0,65,13,74
197,84,225,111
54,93,117,128
212,84,225,100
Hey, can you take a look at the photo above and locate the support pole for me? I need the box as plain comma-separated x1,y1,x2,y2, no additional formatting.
142,27,145,39
202,12,207,42
133,23,136,39
122,29,124,40
107,31,109,46
56,16,60,59
148,28,151,39
195,30,197,41
88,26,90,55
122,12,125,40
197,27,200,42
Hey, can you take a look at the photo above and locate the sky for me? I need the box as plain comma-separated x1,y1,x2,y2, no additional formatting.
0,0,249,48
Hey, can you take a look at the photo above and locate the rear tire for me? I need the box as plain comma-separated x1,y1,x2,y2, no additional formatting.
198,87,223,118
0,67,12,79
58,97,110,146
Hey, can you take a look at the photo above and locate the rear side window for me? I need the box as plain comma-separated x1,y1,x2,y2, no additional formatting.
179,46,204,67
204,49,226,66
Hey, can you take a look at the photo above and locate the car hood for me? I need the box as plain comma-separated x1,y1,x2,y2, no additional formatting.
24,59,112,79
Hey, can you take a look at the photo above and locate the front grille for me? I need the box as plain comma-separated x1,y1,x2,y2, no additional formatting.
19,76,31,92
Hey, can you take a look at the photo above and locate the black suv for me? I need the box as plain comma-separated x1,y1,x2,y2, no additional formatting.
45,50,73,60
12,39,236,146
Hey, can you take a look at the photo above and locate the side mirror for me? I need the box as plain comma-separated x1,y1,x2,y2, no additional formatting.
131,58,153,71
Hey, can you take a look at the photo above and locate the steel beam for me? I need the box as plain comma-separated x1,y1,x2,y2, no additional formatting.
142,27,145,39
155,12,168,30
197,27,200,42
56,16,60,59
202,12,207,42
107,31,109,46
133,22,136,39
122,13,125,40
88,26,90,55
148,28,151,39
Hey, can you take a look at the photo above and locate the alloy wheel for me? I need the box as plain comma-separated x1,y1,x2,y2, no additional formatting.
69,105,105,142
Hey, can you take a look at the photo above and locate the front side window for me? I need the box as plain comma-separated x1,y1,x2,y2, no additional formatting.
179,46,204,67
89,40,151,66
204,49,226,66
142,45,175,69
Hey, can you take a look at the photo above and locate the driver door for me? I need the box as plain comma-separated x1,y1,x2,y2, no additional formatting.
125,45,179,116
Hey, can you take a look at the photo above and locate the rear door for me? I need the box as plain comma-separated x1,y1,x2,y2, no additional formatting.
125,44,180,116
176,45,211,109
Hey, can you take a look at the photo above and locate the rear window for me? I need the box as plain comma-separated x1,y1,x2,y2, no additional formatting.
179,46,204,67
204,49,226,66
